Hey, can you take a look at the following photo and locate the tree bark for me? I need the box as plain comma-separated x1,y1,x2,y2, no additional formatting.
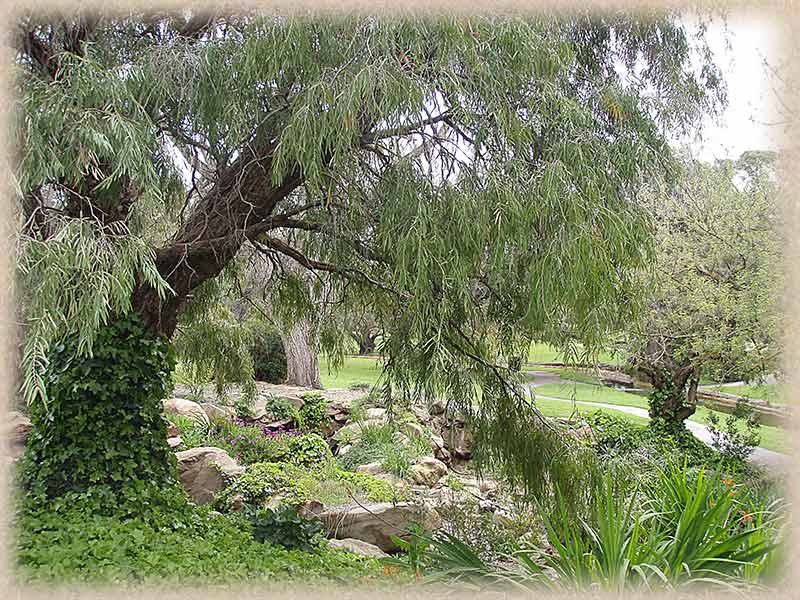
280,317,322,388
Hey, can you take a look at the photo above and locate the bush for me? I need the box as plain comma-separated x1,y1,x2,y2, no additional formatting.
250,322,287,383
20,313,180,516
215,461,405,512
264,395,298,422
707,401,762,464
286,433,333,467
296,393,330,433
336,423,428,479
244,504,325,551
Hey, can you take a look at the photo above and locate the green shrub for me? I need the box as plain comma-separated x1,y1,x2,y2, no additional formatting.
250,322,287,383
264,395,298,422
244,504,324,551
215,462,309,511
286,433,333,467
296,393,330,433
336,423,428,479
215,461,406,511
20,313,180,516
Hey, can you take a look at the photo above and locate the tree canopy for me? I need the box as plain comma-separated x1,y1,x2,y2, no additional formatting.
13,10,725,494
628,151,784,423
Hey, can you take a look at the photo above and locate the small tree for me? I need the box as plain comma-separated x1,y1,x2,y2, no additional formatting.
629,152,784,428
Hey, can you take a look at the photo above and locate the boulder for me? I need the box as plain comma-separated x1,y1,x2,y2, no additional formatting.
175,447,244,505
442,418,473,458
410,456,448,487
365,408,387,419
199,402,236,421
329,538,389,558
356,462,385,476
337,444,353,456
434,446,452,465
319,502,441,552
162,398,210,427
402,422,426,439
167,436,183,449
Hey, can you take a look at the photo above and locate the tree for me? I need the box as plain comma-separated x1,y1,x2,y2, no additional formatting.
13,10,724,501
628,152,783,427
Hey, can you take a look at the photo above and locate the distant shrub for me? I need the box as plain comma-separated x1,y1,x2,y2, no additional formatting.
250,322,287,383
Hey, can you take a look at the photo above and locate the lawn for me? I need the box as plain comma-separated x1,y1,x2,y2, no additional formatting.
527,342,625,366
531,396,650,426
319,356,383,389
707,384,787,405
534,382,648,409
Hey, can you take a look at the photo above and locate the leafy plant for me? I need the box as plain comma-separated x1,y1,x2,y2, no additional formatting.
707,401,762,464
243,504,324,551
264,395,298,422
381,522,431,579
296,393,330,434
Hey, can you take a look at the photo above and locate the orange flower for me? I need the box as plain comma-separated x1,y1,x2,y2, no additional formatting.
383,565,400,577
740,512,754,525
722,476,734,487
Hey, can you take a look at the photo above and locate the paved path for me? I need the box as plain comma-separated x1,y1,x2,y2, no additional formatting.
525,372,791,475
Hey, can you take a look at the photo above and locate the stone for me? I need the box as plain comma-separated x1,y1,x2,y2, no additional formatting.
337,444,353,456
319,502,441,552
429,399,446,415
434,446,452,464
365,408,387,419
175,447,245,505
162,398,210,427
430,433,445,449
410,456,448,487
298,499,325,519
442,419,473,458
402,422,426,439
167,436,183,449
198,402,236,421
356,462,385,476
328,538,389,558
479,480,498,496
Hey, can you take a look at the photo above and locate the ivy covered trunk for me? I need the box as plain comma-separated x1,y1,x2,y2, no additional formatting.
645,366,700,429
21,314,180,512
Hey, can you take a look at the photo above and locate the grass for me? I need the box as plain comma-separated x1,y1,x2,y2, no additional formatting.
534,382,648,409
527,342,625,366
531,396,650,426
707,384,787,405
319,356,382,388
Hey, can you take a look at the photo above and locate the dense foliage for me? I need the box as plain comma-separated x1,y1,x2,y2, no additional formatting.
20,314,180,515
250,321,288,383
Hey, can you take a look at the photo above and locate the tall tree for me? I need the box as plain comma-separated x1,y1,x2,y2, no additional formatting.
628,152,783,427
13,10,724,499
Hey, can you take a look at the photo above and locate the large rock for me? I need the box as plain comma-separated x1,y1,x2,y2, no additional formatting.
162,398,210,427
328,538,389,558
319,502,441,552
442,418,473,458
410,456,448,487
175,447,244,504
355,462,385,476
198,402,236,421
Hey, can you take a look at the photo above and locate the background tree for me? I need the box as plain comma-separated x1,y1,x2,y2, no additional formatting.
628,152,783,427
13,10,724,501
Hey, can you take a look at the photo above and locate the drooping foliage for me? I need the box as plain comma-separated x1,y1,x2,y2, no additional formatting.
13,10,725,496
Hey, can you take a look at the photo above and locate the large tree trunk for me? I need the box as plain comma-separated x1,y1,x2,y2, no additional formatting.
280,317,322,388
643,362,700,428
